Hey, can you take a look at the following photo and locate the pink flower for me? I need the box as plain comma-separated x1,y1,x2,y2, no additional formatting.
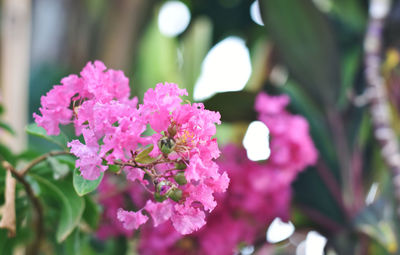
117,208,149,230
68,129,107,180
255,92,318,175
34,62,229,235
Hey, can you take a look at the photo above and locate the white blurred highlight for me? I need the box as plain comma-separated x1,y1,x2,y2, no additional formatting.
243,121,270,161
250,1,264,26
296,231,327,255
266,217,295,243
158,1,191,37
193,36,252,101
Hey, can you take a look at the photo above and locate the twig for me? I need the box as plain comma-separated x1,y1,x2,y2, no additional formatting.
20,151,71,176
364,0,400,215
2,161,43,255
0,170,16,237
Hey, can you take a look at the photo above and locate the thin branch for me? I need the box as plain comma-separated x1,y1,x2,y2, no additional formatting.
0,170,16,237
2,161,43,255
20,151,71,176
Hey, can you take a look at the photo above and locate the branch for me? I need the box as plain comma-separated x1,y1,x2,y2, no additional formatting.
2,161,43,255
20,151,71,176
0,170,16,237
364,0,400,216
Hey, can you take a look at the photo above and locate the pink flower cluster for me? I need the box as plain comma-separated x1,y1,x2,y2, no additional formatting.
34,61,229,235
132,92,317,254
255,92,317,174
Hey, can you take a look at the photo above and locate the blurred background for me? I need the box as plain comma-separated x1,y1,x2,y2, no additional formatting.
2,0,400,254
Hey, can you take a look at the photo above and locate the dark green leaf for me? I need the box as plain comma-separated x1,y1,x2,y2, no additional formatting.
293,167,346,225
0,122,15,135
31,174,85,242
25,123,69,149
65,229,80,255
73,168,103,196
82,196,101,230
203,91,257,122
259,0,340,106
0,143,15,163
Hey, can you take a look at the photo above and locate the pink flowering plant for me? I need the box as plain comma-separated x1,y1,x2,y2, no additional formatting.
96,92,317,255
33,61,229,235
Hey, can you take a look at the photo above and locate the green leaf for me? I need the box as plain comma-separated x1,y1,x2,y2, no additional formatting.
0,143,15,163
0,122,15,135
330,0,366,30
354,199,398,253
65,229,80,255
181,17,213,99
135,155,158,164
203,91,257,122
107,164,120,173
134,20,181,99
259,0,340,106
135,144,154,162
82,196,101,230
31,174,85,243
25,123,69,149
73,168,103,196
293,168,346,225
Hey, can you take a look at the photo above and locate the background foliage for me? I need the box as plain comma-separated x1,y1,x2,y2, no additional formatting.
1,0,400,254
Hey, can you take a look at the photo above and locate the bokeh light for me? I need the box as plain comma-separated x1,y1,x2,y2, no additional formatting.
266,217,295,243
194,36,252,100
158,1,191,37
243,121,270,161
250,1,264,26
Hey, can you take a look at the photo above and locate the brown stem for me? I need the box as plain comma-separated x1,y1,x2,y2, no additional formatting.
114,160,155,178
20,151,71,176
2,161,43,255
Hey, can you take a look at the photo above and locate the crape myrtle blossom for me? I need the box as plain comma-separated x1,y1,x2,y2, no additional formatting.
135,92,317,255
33,61,229,235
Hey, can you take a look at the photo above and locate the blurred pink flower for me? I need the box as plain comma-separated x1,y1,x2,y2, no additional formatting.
137,92,317,254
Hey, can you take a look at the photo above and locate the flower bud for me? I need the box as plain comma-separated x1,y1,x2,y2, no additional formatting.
174,172,187,185
168,188,183,202
167,125,177,137
154,192,168,202
175,161,187,170
158,136,176,155
156,180,170,194
155,180,171,202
